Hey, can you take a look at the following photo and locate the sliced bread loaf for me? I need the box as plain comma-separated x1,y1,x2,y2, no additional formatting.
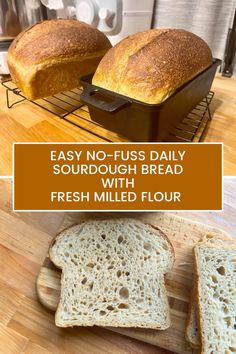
49,218,174,329
194,235,236,353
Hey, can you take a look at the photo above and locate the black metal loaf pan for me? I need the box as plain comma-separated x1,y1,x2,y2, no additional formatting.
80,59,221,142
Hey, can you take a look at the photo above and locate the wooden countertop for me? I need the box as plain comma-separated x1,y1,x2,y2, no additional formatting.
0,178,235,354
0,74,236,176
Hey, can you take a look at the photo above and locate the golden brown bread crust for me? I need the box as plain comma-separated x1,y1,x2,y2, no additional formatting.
93,28,213,104
185,262,201,349
8,19,111,100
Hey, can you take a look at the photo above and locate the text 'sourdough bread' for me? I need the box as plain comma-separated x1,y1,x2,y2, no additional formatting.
93,28,212,104
50,218,175,329
8,19,111,100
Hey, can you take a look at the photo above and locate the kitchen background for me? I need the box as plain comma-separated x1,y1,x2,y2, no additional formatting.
153,0,236,75
0,0,235,76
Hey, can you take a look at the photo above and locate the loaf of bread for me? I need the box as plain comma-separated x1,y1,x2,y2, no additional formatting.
190,234,236,353
93,28,213,104
8,19,111,100
49,219,175,329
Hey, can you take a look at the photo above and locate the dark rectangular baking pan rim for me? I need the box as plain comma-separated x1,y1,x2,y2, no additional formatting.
79,58,221,111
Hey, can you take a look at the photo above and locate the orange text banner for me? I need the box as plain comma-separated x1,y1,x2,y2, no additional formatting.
14,143,222,211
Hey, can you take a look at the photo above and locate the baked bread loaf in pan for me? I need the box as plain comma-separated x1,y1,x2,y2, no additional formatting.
8,19,112,100
93,28,213,104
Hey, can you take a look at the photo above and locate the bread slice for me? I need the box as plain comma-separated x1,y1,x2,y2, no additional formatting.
194,235,236,353
49,218,174,329
186,233,235,348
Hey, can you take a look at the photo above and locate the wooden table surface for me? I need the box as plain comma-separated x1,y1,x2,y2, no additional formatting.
0,74,236,176
0,178,235,354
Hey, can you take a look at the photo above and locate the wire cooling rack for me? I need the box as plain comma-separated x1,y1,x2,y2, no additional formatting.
2,79,214,142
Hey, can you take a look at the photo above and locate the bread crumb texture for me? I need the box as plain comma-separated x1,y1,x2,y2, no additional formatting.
50,219,174,328
196,245,236,354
